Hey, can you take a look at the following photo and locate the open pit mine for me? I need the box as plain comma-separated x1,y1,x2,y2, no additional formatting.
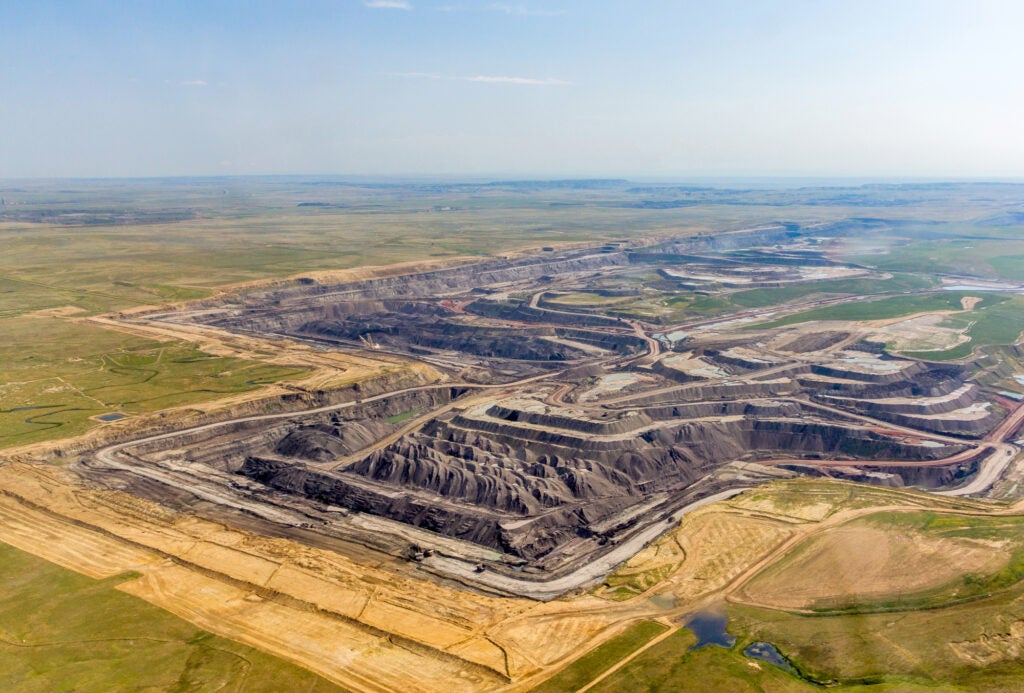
76,223,1020,603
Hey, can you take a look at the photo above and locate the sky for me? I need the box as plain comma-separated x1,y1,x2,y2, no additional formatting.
1,0,1023,179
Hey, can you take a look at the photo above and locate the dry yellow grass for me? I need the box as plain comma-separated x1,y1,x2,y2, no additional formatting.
5,459,1015,692
737,520,1011,611
0,461,688,690
593,508,794,604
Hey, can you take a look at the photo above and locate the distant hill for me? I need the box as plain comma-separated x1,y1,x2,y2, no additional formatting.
975,210,1024,227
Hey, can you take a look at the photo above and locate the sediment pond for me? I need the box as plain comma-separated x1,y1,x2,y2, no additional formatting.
684,611,736,649
744,641,797,674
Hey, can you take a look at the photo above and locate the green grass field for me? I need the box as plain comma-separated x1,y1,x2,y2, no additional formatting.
587,628,818,693
384,408,423,424
545,292,634,306
903,296,1024,361
0,541,344,692
753,292,1005,330
855,511,1024,605
575,506,1024,693
988,254,1024,281
711,504,1024,690
665,294,733,314
581,583,1024,692
744,509,1024,617
728,274,937,309
728,583,1024,692
0,317,306,448
851,238,1024,281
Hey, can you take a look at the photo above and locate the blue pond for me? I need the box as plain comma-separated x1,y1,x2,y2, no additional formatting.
684,611,736,650
96,412,126,422
744,641,797,674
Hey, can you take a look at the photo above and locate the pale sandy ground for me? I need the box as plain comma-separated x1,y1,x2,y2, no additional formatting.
3,454,1019,691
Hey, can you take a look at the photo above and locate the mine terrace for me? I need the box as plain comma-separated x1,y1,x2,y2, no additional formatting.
80,221,1023,600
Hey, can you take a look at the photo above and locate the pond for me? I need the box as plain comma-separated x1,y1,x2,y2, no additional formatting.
96,412,127,422
684,611,736,650
744,641,797,674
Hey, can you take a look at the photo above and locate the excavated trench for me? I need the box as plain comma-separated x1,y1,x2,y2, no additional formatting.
235,399,967,563
118,236,1011,578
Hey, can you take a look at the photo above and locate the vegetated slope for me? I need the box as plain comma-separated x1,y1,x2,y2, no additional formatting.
756,292,1000,329
0,541,343,692
0,317,306,449
903,296,1024,361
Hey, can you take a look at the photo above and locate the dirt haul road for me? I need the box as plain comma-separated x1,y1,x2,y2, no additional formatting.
423,488,749,601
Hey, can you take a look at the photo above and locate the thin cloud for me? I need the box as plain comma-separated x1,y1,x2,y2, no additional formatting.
488,3,564,16
466,74,569,85
366,0,412,8
436,3,564,16
389,71,570,86
179,79,208,87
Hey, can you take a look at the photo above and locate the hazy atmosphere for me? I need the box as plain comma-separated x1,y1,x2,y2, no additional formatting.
7,4,1024,692
3,0,1022,179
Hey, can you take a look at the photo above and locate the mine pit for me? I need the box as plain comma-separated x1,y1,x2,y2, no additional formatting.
80,233,1013,597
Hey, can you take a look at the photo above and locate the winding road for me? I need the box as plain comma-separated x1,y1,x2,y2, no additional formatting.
81,261,1024,600
422,488,750,601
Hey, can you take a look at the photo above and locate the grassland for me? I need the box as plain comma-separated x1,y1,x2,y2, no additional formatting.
903,296,1024,361
988,254,1024,281
545,292,634,306
741,510,1024,614
0,316,305,448
593,510,790,604
384,408,424,424
728,273,937,309
727,585,1024,691
4,179,828,447
592,611,1013,692
530,620,669,693
850,237,1024,280
582,481,1024,692
587,628,818,693
0,541,343,692
664,294,733,314
753,292,1005,330
0,186,804,322
600,563,680,601
712,481,1024,691
729,477,973,517
859,512,1024,603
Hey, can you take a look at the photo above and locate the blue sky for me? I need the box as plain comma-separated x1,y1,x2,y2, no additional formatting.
2,1,1022,178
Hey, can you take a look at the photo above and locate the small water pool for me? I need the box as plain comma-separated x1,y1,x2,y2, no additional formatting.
744,641,797,674
684,611,736,650
95,412,127,422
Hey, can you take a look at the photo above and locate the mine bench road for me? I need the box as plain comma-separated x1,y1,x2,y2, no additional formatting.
83,250,1024,599
90,383,1017,598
